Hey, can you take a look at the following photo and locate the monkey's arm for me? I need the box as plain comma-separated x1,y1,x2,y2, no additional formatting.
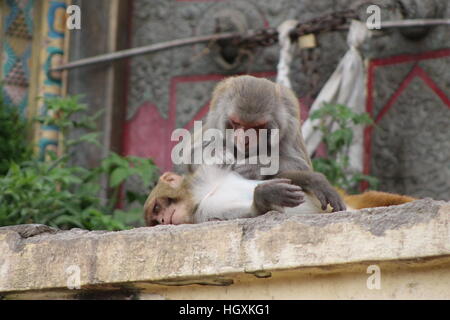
277,171,346,212
194,178,305,222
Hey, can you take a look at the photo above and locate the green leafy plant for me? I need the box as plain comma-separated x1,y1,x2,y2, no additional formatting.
310,102,379,193
0,91,32,175
0,95,158,230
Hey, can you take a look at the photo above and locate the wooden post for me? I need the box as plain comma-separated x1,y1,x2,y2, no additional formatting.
66,0,130,201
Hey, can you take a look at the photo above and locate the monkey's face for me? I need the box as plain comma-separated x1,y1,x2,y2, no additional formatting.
146,196,192,226
144,173,195,226
220,76,283,153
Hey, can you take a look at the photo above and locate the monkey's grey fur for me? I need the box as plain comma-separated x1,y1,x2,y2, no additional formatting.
188,75,311,179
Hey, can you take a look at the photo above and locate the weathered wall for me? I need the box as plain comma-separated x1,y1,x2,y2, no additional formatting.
1,199,450,300
361,1,450,201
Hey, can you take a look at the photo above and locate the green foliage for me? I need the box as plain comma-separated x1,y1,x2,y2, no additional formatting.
310,103,379,193
0,92,32,175
0,95,158,230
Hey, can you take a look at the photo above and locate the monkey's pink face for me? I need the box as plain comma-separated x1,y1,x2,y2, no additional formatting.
149,197,191,226
228,115,268,131
146,173,193,226
228,115,268,152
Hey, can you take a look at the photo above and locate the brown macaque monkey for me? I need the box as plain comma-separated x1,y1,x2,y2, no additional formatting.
185,75,346,212
144,167,417,226
145,167,313,226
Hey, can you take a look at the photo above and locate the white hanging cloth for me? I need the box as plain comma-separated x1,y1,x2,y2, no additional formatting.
276,19,299,89
300,20,371,173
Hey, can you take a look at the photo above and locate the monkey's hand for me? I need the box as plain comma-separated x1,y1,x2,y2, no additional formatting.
253,179,305,215
278,171,346,212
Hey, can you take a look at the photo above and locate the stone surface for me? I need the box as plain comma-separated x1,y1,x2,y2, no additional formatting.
1,198,449,299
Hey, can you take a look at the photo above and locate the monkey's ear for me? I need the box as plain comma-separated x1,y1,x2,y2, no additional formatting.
159,172,184,188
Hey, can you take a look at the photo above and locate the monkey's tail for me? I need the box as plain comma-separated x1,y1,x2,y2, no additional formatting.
342,191,417,210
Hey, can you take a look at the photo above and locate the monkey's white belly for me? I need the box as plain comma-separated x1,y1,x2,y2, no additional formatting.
193,166,325,222
195,170,257,221
192,166,257,222
205,177,324,215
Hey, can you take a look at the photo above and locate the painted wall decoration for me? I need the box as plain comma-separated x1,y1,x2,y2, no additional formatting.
365,49,450,200
0,0,67,159
1,0,35,114
35,0,67,158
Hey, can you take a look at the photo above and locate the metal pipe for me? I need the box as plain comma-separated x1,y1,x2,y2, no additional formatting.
52,18,450,72
51,31,242,71
381,18,450,28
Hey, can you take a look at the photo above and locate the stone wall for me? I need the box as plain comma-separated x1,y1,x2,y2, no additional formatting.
361,0,450,201
1,199,450,299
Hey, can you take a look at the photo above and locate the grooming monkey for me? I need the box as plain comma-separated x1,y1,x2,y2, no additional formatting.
144,167,416,226
184,75,346,212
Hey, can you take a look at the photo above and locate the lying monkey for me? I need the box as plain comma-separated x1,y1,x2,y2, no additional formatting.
144,167,416,226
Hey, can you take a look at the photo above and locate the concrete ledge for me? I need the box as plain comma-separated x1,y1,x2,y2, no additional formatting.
1,198,449,299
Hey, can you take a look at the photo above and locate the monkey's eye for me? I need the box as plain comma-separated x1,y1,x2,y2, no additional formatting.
153,202,161,214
